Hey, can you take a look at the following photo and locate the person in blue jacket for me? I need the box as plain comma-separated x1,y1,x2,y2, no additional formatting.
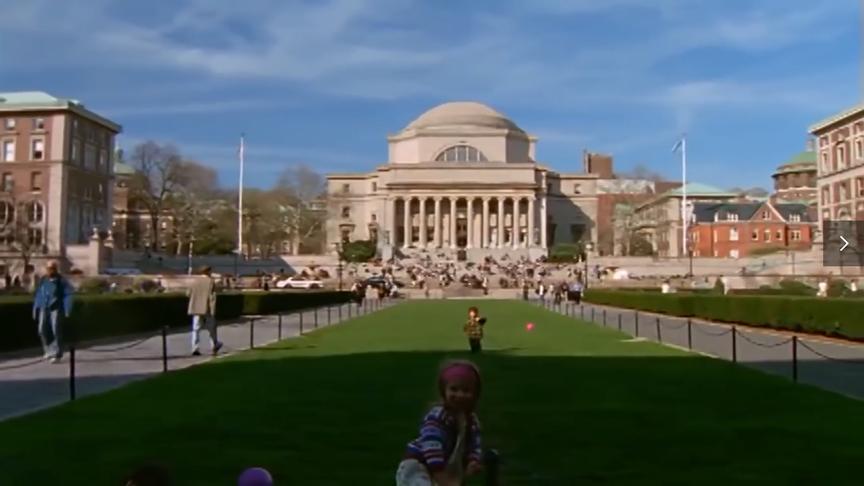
32,261,74,363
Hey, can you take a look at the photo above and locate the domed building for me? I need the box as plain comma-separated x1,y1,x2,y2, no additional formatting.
771,143,817,206
325,101,601,260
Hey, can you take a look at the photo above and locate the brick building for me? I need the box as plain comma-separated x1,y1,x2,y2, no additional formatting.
809,104,864,225
0,91,121,274
689,201,813,258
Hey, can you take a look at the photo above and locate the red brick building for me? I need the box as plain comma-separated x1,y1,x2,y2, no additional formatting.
689,201,814,258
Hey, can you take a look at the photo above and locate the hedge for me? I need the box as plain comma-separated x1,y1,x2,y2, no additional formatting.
582,290,864,340
0,290,354,353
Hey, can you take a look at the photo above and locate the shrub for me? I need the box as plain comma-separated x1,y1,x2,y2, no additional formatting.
133,278,162,293
341,240,377,263
583,290,864,340
77,277,111,294
548,243,584,263
0,290,354,352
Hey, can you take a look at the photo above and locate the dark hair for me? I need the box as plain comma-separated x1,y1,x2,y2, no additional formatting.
467,306,479,314
123,464,173,486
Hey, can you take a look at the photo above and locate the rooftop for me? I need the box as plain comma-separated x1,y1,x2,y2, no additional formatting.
809,103,864,133
403,101,524,133
0,91,121,132
660,182,736,198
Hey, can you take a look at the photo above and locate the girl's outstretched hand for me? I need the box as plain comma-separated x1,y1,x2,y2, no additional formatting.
466,460,484,476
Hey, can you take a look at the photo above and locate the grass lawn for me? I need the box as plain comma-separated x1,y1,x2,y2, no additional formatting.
0,300,862,485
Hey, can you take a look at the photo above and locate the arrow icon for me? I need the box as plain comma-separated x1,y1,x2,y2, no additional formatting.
840,236,850,252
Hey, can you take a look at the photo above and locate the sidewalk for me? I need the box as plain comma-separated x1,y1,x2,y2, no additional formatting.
537,299,864,400
0,299,395,421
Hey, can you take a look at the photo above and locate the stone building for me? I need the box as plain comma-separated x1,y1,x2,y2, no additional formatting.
772,142,817,206
809,104,864,223
325,101,600,261
0,91,121,276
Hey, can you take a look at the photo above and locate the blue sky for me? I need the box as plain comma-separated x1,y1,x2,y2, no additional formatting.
1,0,861,190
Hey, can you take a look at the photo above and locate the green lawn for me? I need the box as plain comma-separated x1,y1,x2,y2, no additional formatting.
1,300,862,485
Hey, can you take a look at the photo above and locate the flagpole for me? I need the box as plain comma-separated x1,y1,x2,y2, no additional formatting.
238,133,245,260
679,134,687,259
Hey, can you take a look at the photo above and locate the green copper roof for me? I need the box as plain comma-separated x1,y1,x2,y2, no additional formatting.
113,161,135,176
773,151,817,176
0,91,81,108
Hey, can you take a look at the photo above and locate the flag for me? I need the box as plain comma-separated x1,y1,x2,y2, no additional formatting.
672,137,684,153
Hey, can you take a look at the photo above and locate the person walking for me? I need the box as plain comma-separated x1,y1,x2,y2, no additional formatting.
32,261,74,363
187,266,223,356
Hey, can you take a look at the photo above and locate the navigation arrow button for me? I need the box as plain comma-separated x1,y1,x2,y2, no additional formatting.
840,235,850,252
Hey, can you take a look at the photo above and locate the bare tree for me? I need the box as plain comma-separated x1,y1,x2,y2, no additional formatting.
128,141,184,251
167,160,220,255
274,165,326,254
0,196,43,273
616,164,666,182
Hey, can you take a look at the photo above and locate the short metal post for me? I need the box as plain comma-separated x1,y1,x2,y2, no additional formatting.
687,318,693,350
162,326,168,373
278,313,283,340
315,308,319,329
617,313,622,331
69,346,76,401
635,311,640,337
792,336,798,382
250,318,255,349
656,317,662,343
732,326,737,363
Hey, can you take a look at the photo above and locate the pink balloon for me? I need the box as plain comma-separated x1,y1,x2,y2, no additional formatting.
525,322,534,331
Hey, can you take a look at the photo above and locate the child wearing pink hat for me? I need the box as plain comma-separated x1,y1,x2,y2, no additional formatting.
396,360,484,486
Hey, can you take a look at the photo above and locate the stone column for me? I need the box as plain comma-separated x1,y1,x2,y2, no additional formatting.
433,197,442,248
497,198,504,248
450,198,457,249
481,197,490,248
466,197,474,249
527,197,535,247
403,197,411,248
419,197,427,248
512,198,519,248
541,196,548,249
387,197,396,246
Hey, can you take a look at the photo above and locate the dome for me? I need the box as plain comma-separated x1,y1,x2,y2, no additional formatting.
405,101,523,132
773,151,817,176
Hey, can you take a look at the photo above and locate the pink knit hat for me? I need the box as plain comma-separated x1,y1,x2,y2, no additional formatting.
438,360,481,402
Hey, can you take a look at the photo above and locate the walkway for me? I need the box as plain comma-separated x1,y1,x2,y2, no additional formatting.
539,299,864,400
0,299,394,421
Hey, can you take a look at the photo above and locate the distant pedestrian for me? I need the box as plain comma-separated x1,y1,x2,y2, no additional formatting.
569,280,583,304
187,266,223,356
32,261,74,363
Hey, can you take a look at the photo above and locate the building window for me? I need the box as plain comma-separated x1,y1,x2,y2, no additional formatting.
2,140,14,162
729,227,738,241
340,228,351,242
371,213,377,222
31,139,45,160
28,227,43,246
435,145,488,162
821,152,829,173
751,230,759,241
760,211,769,220
843,181,851,201
71,141,79,163
341,183,350,194
98,150,106,169
84,145,96,169
764,229,771,241
573,184,581,194
1,173,12,192
726,213,739,221
4,119,14,130
30,171,42,191
776,230,783,240
822,186,830,205
791,230,802,241
730,249,739,259
789,213,801,222
857,139,863,161
547,183,552,193
371,181,377,192
0,200,13,224
837,145,846,170
341,206,350,218
33,118,45,130
27,201,44,223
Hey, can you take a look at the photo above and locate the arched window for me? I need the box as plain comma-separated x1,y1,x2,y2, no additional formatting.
435,145,488,162
0,200,13,224
26,201,43,223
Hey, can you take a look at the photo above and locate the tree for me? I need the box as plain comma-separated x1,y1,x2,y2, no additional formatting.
340,240,376,263
127,142,184,251
274,165,326,254
166,160,220,255
242,189,290,258
728,186,769,198
616,164,666,181
0,197,44,273
628,233,654,256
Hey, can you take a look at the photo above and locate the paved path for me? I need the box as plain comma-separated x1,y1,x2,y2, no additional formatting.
0,299,396,421
534,299,864,400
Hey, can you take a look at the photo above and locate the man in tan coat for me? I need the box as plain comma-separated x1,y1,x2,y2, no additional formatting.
187,266,223,356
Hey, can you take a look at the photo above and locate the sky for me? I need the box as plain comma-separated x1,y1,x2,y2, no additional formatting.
1,0,861,190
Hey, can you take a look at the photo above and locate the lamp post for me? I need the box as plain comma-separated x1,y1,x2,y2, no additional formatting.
583,242,594,290
334,241,344,291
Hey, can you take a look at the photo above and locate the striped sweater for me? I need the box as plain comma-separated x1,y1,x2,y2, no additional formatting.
464,316,486,339
404,406,483,473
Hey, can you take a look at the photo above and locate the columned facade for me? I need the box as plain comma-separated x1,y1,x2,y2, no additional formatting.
388,195,546,249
